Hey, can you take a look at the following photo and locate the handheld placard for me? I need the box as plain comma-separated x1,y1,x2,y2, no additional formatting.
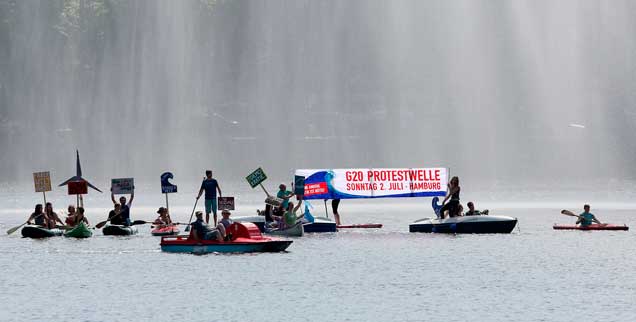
161,172,177,210
246,167,270,197
111,178,134,195
33,171,52,204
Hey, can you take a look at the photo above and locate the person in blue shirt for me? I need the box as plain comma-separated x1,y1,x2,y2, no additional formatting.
577,204,602,227
276,183,294,209
197,170,222,225
111,188,134,226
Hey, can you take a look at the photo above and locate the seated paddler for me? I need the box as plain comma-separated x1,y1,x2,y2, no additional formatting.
577,204,602,227
190,211,226,242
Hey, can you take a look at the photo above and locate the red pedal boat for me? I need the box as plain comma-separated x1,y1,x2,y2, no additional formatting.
160,222,293,254
553,224,629,231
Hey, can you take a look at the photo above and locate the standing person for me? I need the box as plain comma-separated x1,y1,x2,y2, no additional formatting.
45,202,64,229
276,183,294,209
438,176,460,219
332,199,342,225
197,170,222,225
111,189,134,226
27,204,48,226
577,204,602,227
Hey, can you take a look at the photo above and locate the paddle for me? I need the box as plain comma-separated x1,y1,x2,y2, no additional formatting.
95,211,122,229
184,197,200,232
560,209,582,219
6,212,46,235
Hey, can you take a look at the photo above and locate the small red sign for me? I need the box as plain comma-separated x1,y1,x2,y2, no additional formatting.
304,182,328,197
68,181,88,195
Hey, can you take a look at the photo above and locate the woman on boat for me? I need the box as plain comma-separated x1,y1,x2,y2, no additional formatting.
65,205,77,226
45,202,65,229
27,204,48,226
154,207,172,226
70,207,89,227
439,176,460,219
271,202,304,229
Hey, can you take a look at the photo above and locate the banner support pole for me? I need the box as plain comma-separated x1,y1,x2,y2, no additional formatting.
259,183,271,197
165,193,169,211
324,199,329,218
43,191,47,205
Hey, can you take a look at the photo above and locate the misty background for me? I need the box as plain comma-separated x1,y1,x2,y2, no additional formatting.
1,0,636,191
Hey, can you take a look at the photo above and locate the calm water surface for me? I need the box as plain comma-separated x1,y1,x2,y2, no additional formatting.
1,196,635,322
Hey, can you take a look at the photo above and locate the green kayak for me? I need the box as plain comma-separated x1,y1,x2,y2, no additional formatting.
64,222,93,238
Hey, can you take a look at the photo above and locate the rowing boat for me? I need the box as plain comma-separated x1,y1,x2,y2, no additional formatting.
64,221,93,238
102,224,138,236
21,225,63,238
264,222,304,237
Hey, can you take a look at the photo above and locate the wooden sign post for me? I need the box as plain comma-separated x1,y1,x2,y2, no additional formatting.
33,171,52,204
161,172,177,211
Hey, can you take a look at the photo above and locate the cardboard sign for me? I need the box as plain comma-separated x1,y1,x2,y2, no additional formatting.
161,172,177,193
111,178,134,194
294,175,305,196
217,197,235,211
33,171,52,192
264,196,283,207
246,167,267,188
68,181,88,195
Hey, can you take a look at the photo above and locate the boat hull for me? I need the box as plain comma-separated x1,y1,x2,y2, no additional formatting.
160,222,293,254
553,224,628,231
21,225,63,238
265,222,304,237
103,224,138,236
151,225,180,236
410,215,517,234
64,222,93,238
234,215,337,233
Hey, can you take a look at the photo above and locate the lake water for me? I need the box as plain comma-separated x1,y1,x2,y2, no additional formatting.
0,189,635,322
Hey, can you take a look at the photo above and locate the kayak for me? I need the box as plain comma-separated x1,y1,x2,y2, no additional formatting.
102,224,138,236
151,224,180,236
264,222,304,237
64,221,93,238
553,224,629,231
21,225,63,238
337,223,383,229
161,222,293,254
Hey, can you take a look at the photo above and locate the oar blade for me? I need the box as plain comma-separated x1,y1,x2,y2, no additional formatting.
95,220,108,229
6,223,25,235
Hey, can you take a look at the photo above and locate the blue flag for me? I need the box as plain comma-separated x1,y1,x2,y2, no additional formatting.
304,201,315,223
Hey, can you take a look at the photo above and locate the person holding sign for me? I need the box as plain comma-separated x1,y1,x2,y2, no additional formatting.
277,183,294,210
111,189,134,226
438,176,461,219
196,170,222,225
27,204,47,226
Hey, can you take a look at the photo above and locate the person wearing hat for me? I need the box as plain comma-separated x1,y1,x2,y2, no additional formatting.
219,209,233,230
276,183,294,210
190,211,226,242
154,207,172,226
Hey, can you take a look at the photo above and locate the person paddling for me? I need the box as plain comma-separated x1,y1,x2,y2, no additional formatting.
577,204,602,227
45,202,64,229
107,203,123,225
154,207,172,226
111,188,134,226
27,204,48,227
438,176,460,219
190,211,226,242
196,170,222,225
